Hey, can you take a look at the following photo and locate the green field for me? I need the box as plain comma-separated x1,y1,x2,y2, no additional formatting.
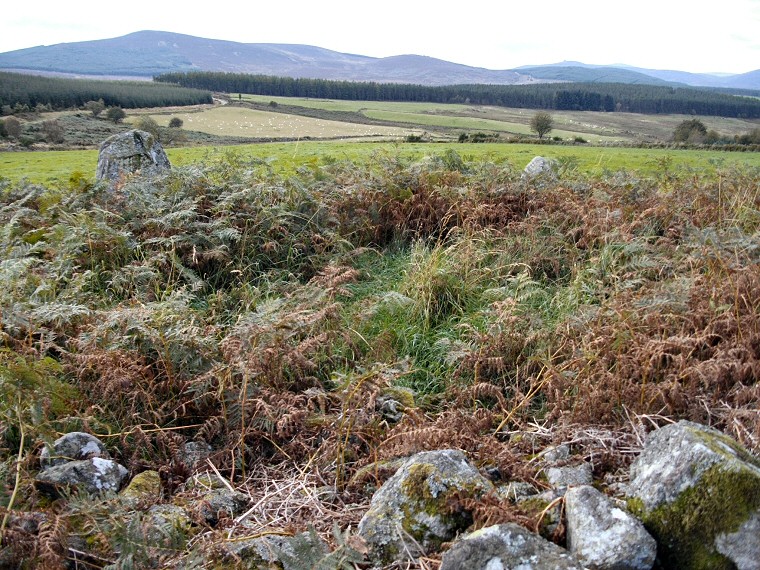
137,105,414,139
237,93,760,143
3,141,759,185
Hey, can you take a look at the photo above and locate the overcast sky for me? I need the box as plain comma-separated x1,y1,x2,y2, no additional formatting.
2,0,759,74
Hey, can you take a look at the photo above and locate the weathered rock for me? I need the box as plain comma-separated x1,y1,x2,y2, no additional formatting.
143,504,193,546
40,432,110,470
180,441,213,470
628,420,760,569
522,156,556,179
194,488,250,526
120,470,161,505
439,523,585,570
546,463,593,489
496,481,538,502
516,489,563,540
565,485,656,570
357,449,494,564
95,129,170,187
219,530,329,570
35,457,129,498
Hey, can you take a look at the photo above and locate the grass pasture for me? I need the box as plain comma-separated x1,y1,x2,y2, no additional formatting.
237,93,760,143
137,105,416,139
3,141,760,185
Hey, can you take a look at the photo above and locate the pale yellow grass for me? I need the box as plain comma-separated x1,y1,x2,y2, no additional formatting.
148,106,415,139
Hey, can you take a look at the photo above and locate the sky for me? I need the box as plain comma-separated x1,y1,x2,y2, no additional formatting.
2,0,759,74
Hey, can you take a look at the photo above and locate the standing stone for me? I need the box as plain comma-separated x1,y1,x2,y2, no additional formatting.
96,129,170,187
565,485,656,570
522,156,556,179
357,449,493,564
628,420,760,570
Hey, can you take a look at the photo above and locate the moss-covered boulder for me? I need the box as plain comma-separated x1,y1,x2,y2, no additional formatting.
357,449,493,564
628,420,760,569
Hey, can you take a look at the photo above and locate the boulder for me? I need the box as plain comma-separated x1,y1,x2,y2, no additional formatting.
628,420,760,569
40,432,110,470
96,129,170,187
439,523,585,570
565,485,656,570
120,470,161,505
219,530,329,570
357,449,493,564
35,457,129,499
522,156,556,179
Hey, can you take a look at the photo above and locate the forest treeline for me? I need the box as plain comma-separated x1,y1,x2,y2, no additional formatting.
154,72,760,118
0,72,212,112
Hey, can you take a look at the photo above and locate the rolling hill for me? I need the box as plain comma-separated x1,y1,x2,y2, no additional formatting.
0,30,530,86
1,31,758,89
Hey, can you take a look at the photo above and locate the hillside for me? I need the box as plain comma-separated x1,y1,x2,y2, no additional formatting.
0,30,531,86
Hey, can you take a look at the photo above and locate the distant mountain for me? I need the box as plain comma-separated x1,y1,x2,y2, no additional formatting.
517,61,760,90
515,65,675,85
2,31,758,90
0,30,530,86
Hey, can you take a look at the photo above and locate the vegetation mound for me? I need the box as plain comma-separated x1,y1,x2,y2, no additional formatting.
0,151,758,567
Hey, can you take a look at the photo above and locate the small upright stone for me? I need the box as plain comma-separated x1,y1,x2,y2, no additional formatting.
522,156,556,180
96,129,170,187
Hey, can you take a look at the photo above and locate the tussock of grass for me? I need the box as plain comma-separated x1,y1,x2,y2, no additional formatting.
1,150,759,567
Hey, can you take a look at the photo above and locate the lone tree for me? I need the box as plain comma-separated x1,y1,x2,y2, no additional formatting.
84,99,105,118
530,111,554,139
106,106,126,124
168,117,183,129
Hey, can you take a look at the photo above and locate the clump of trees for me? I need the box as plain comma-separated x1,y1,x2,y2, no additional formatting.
673,119,708,143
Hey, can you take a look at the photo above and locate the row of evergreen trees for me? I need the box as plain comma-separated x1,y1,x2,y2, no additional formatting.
154,72,760,118
0,72,212,112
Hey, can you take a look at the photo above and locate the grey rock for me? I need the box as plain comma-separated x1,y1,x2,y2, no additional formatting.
357,449,494,564
715,512,760,570
194,488,250,526
220,530,328,570
180,441,213,470
496,481,538,502
40,432,110,470
96,129,170,187
628,420,760,569
440,523,585,570
522,156,556,179
546,463,593,489
35,457,128,498
541,444,571,463
565,485,656,570
516,489,563,540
